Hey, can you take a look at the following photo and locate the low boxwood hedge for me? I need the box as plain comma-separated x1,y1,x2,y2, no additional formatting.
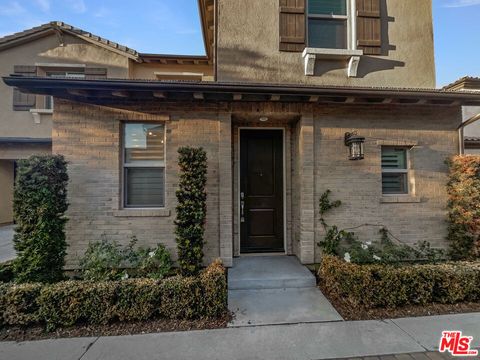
0,261,227,331
319,255,480,309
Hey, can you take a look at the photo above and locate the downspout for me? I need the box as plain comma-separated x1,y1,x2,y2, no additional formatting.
457,112,480,155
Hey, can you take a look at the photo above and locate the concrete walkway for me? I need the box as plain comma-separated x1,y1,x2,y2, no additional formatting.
2,313,478,360
0,224,15,263
228,256,343,327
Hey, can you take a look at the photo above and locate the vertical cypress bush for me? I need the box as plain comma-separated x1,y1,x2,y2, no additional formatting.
175,147,207,276
446,156,480,260
13,155,69,283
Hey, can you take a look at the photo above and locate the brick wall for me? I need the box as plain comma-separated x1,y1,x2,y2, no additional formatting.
52,99,460,267
53,99,229,268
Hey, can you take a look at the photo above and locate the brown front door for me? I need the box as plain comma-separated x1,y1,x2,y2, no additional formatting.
240,129,284,253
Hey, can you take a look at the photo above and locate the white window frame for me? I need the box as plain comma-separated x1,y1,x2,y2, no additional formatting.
381,147,410,195
122,122,167,209
306,0,357,50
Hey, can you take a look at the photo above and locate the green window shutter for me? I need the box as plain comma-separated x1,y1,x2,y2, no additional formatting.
12,65,36,111
382,173,408,194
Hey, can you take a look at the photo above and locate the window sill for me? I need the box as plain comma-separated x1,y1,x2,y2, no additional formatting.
380,196,421,204
29,109,53,124
302,47,363,77
113,209,171,217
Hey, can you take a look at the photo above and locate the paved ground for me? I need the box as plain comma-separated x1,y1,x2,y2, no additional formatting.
0,224,15,263
1,313,478,360
228,256,342,326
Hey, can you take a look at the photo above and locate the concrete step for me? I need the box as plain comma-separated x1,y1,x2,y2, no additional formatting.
228,256,317,290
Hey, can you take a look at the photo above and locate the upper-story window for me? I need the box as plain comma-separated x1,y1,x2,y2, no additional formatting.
307,0,351,49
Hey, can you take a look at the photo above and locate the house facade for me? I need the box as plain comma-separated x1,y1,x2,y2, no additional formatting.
3,0,480,268
443,77,480,155
0,21,213,225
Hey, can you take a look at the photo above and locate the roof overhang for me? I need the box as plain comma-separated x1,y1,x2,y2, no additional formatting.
0,137,52,144
198,0,215,59
4,75,480,107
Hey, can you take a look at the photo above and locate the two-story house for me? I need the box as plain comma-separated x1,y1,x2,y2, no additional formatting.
443,77,480,154
3,0,480,267
0,20,213,225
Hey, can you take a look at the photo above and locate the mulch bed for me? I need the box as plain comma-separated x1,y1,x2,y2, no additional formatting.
0,314,231,342
319,283,480,321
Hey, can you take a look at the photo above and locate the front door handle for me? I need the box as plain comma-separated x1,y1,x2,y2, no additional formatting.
241,201,245,217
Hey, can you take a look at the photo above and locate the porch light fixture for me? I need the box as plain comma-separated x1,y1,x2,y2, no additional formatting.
259,116,269,122
344,132,365,161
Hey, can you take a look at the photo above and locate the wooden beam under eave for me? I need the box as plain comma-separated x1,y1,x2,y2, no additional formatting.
233,94,243,101
270,95,281,101
345,97,356,103
193,92,204,100
309,95,319,102
382,98,394,104
153,91,166,99
112,91,129,98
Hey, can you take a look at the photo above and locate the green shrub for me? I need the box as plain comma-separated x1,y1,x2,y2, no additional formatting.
13,155,69,283
317,191,445,264
0,261,226,330
79,237,172,281
0,283,42,326
79,237,125,281
130,243,173,280
319,255,480,309
175,147,207,276
446,156,480,260
0,262,14,283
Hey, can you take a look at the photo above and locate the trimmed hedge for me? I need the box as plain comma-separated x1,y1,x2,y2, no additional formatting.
319,255,480,309
0,261,226,331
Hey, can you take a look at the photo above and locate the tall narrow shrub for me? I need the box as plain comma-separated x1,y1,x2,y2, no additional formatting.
446,156,480,260
175,147,207,276
13,155,69,283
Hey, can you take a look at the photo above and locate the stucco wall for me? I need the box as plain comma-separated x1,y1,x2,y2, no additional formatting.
216,0,436,88
131,62,214,80
0,160,14,225
0,33,130,140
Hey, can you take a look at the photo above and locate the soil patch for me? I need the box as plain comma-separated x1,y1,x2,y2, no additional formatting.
0,314,231,342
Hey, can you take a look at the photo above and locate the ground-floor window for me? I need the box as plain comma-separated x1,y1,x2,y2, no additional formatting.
381,147,409,194
122,123,166,208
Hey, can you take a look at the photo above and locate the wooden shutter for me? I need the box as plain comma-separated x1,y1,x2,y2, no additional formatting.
279,0,306,52
12,65,36,111
85,67,107,80
356,0,382,55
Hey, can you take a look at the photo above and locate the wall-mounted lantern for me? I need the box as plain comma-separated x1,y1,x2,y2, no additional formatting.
344,132,365,160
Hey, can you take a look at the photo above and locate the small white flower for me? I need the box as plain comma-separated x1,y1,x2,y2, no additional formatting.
361,243,369,250
344,252,351,263
121,273,129,280
366,241,372,246
373,255,381,261
148,251,155,258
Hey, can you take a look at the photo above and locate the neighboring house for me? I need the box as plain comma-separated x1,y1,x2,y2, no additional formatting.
443,77,480,155
0,21,213,225
3,0,480,268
